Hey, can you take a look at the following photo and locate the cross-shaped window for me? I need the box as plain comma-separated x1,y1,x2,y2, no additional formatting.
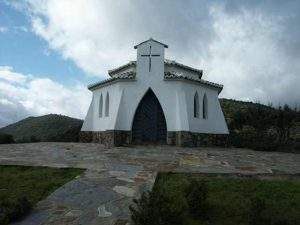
141,45,160,72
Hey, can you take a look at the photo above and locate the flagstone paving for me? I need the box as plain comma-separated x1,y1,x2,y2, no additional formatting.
0,142,299,225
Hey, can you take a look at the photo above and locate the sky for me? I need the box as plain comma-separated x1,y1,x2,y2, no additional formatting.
0,0,300,127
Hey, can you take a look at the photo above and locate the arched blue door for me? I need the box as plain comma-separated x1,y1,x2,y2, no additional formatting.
132,89,167,144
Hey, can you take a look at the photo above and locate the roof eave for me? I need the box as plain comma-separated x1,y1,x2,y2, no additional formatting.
164,74,223,93
88,78,136,91
108,61,136,76
165,60,203,76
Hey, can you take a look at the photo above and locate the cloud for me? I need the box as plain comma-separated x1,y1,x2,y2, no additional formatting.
0,26,8,33
6,0,300,108
203,3,300,106
0,66,28,84
24,0,214,77
0,25,28,34
0,66,91,127
0,98,30,129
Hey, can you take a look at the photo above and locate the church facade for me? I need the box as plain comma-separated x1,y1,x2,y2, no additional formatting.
80,38,228,147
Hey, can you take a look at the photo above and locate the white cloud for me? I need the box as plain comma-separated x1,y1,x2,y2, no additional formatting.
0,98,14,106
25,0,215,77
203,4,300,106
28,0,138,77
0,26,8,33
0,66,28,84
0,66,91,127
4,0,299,109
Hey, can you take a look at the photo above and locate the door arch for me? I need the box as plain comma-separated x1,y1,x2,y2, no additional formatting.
132,89,167,144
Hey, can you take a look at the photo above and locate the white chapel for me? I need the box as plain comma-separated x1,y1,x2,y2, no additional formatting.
80,38,228,147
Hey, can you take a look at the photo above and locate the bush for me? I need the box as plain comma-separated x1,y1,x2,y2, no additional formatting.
221,99,300,153
186,179,209,219
15,135,40,143
131,174,300,225
130,190,188,225
30,135,40,143
130,175,211,225
0,133,14,144
249,197,269,225
0,206,8,225
0,196,32,224
130,174,190,225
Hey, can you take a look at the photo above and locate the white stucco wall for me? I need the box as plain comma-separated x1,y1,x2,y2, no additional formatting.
81,39,228,134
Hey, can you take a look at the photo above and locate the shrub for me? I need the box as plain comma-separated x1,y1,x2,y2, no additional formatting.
130,191,188,225
186,179,209,219
130,174,189,225
0,206,8,225
30,135,40,143
130,192,156,225
0,133,14,144
131,174,300,225
0,196,32,224
249,197,269,225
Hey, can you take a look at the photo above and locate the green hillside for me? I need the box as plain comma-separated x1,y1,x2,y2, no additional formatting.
0,114,83,143
0,99,298,151
220,98,299,152
219,98,279,129
220,98,274,119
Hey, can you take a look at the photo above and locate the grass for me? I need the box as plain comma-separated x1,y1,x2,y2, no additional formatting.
131,173,300,225
0,165,84,224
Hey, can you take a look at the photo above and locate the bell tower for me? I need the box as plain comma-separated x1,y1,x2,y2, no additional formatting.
134,38,168,79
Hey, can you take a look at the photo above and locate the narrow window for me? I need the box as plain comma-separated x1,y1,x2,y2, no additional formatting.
203,93,208,119
105,92,109,117
194,92,199,118
99,94,103,117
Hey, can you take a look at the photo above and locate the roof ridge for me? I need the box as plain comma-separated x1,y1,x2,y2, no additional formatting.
134,38,168,49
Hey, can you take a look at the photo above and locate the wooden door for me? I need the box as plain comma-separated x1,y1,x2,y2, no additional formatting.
132,89,167,144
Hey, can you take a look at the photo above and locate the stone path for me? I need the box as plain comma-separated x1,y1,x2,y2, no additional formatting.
0,143,299,225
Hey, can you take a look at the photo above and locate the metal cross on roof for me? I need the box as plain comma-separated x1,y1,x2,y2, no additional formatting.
141,45,160,72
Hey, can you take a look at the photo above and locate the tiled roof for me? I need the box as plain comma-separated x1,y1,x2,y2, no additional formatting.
108,59,202,77
164,71,223,92
108,61,136,76
164,59,203,76
89,60,220,91
88,71,136,90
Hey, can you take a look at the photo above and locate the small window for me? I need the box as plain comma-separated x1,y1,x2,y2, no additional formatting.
105,92,109,117
99,94,103,117
194,92,199,118
203,93,208,119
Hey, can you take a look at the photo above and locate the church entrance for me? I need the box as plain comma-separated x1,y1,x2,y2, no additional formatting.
132,89,167,144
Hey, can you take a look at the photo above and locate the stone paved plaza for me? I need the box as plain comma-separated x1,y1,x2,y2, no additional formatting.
0,143,299,225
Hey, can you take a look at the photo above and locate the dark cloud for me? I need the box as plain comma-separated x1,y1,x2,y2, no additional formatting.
0,100,30,128
3,0,300,118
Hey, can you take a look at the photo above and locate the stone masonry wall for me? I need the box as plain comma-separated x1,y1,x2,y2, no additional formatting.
79,131,131,148
167,131,229,147
80,130,228,148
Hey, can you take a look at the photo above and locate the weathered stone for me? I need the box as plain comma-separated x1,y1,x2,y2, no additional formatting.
79,130,131,147
113,186,136,197
167,131,229,147
114,219,129,225
65,210,82,217
98,205,112,218
1,142,299,225
80,130,228,147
